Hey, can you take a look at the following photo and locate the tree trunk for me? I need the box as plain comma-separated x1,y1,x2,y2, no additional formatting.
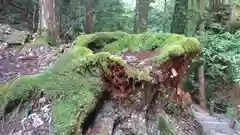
209,0,223,12
85,5,93,34
185,0,201,36
32,2,38,32
229,1,240,33
0,0,9,10
134,0,151,33
163,0,167,32
171,0,188,34
0,0,2,11
133,2,139,33
38,0,58,46
198,0,206,110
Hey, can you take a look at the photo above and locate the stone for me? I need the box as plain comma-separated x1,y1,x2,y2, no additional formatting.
5,31,30,44
191,104,237,135
20,44,52,55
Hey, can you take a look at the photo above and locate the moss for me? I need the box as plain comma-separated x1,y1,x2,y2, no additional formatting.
127,68,153,81
158,114,176,135
1,72,100,135
73,31,128,50
26,29,54,46
33,29,58,46
0,43,127,135
101,32,200,63
16,37,50,52
0,45,104,135
31,37,49,45
73,32,200,63
153,36,201,64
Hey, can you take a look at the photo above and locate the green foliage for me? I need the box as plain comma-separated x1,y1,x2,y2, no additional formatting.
182,30,240,96
158,114,176,135
94,0,133,32
202,31,240,84
57,0,85,37
148,0,174,32
0,45,103,135
100,32,201,64
57,0,134,36
57,0,175,35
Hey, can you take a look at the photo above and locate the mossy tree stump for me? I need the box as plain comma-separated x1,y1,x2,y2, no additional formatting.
0,31,201,135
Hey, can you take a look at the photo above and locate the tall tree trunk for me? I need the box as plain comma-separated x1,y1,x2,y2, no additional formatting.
85,5,93,34
229,1,240,33
171,0,188,34
134,0,151,33
198,0,206,110
163,0,167,32
133,2,139,33
32,1,38,32
38,0,58,46
209,0,224,11
1,0,9,10
185,0,201,36
0,0,3,11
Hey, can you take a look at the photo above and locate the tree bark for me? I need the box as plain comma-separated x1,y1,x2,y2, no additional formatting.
229,1,240,33
38,0,58,46
32,2,38,32
84,4,93,34
133,1,139,33
171,0,188,34
163,0,167,32
198,0,206,110
134,0,151,33
0,0,10,10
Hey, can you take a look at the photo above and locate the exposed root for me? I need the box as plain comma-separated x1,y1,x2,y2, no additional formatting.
100,50,195,109
81,91,110,135
111,115,125,135
145,89,160,135
3,99,25,118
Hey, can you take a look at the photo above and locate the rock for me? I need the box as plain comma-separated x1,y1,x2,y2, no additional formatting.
5,31,30,45
4,27,11,34
11,131,23,135
0,42,8,50
191,104,237,135
20,44,52,55
0,29,4,42
18,55,37,60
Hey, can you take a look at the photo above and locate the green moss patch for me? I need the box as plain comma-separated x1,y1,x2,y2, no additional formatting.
158,114,176,135
0,46,104,135
73,31,201,65
31,37,49,45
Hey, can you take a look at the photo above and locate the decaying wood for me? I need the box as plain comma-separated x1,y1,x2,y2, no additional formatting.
100,50,197,111
231,84,240,106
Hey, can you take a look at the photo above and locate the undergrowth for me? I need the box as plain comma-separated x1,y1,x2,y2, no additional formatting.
201,31,240,95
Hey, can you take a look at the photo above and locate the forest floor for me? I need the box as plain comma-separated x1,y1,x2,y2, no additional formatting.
0,12,238,135
0,21,66,135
